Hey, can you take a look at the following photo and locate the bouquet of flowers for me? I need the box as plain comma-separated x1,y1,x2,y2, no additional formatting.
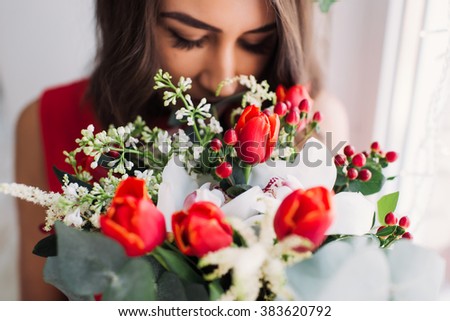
1,70,445,300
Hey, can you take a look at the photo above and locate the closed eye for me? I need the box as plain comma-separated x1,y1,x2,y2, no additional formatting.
167,28,207,50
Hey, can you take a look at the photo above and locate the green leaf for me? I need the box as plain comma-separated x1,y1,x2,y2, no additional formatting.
151,246,204,284
226,184,252,198
348,164,386,195
377,192,399,224
208,280,225,301
102,259,157,301
52,166,93,191
376,225,396,237
334,166,348,187
43,222,129,298
33,234,57,257
155,271,209,301
231,162,247,185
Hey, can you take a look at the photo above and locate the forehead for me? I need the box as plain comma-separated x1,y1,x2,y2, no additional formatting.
159,0,275,32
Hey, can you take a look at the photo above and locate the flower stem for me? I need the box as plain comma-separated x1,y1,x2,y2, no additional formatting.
243,164,252,184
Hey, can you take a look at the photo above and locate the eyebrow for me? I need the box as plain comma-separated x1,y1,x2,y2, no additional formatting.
160,12,276,34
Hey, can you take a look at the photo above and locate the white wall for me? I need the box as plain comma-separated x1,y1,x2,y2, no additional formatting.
326,0,389,150
0,0,387,299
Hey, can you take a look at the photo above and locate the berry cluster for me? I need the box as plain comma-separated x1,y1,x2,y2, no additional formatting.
334,142,398,183
376,212,412,248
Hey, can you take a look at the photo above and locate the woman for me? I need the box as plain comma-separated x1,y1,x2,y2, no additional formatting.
16,0,348,300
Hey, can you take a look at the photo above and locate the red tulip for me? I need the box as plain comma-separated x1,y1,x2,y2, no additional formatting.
276,84,313,110
100,177,166,257
234,105,280,165
274,187,333,252
172,202,233,257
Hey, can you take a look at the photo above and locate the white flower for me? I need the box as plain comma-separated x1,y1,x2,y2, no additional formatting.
200,214,310,300
89,213,101,229
221,186,264,220
209,117,223,134
250,137,375,236
63,208,83,228
193,146,204,160
157,157,198,230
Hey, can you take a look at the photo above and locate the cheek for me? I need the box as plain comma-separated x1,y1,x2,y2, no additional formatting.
235,50,272,79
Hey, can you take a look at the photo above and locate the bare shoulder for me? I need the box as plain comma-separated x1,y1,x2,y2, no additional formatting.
15,99,46,187
313,91,350,147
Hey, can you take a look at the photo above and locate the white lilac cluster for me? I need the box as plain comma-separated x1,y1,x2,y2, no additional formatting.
217,75,276,108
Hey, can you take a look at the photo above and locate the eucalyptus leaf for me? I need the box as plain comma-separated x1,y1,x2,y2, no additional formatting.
44,257,94,301
377,192,399,224
44,222,129,297
385,240,445,300
102,259,157,301
286,237,390,300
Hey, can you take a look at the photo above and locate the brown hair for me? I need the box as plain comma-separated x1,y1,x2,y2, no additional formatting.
89,0,322,127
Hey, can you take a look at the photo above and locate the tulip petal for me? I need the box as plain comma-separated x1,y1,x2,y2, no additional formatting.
326,192,375,235
157,157,198,231
221,186,264,220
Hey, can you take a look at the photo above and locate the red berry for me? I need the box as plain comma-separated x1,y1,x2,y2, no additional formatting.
274,102,288,117
223,129,238,146
371,141,380,152
215,162,233,179
358,169,372,182
385,151,398,163
352,153,366,167
384,212,397,226
334,154,346,167
344,145,355,157
347,168,358,180
362,151,369,158
262,108,273,117
210,138,223,152
402,232,413,240
286,110,300,126
399,216,410,229
312,111,322,122
285,101,292,110
299,99,310,113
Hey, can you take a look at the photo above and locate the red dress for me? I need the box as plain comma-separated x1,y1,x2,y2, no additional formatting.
39,79,173,192
39,79,100,192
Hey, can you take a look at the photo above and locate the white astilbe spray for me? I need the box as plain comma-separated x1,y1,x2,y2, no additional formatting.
199,212,311,301
0,183,60,208
0,183,66,231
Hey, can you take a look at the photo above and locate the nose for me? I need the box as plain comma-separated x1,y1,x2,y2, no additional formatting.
199,44,239,97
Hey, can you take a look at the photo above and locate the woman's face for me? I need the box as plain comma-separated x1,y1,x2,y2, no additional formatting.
155,0,276,103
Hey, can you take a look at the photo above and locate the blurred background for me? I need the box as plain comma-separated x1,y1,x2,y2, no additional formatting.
0,0,448,300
